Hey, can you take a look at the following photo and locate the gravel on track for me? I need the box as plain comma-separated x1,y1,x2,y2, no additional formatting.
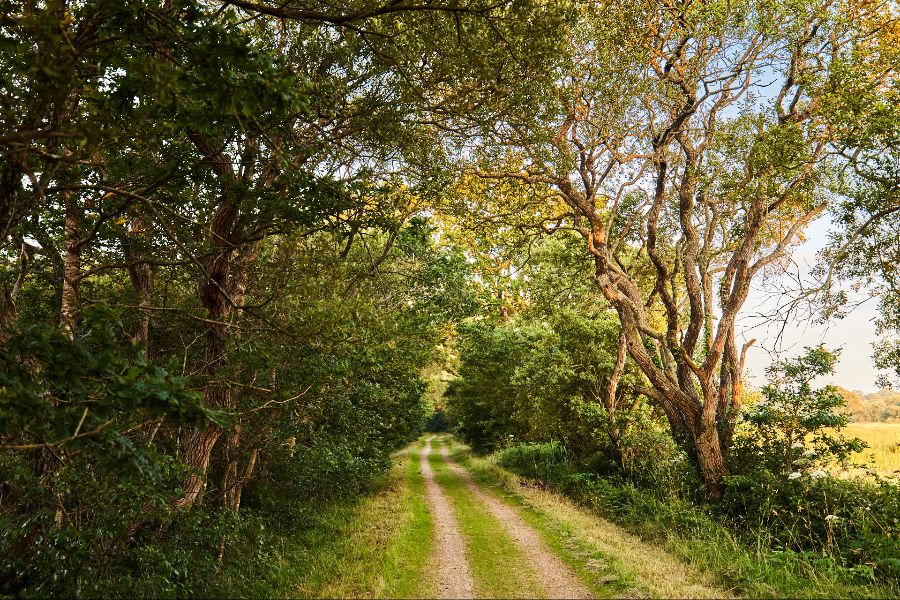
420,437,475,599
440,441,593,599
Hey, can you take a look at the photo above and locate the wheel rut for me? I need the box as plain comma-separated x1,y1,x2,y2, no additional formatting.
438,439,593,599
421,436,475,599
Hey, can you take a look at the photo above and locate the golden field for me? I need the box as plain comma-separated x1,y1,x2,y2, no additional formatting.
836,423,900,476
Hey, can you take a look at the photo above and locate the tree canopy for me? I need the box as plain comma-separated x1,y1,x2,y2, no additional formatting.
2,0,899,594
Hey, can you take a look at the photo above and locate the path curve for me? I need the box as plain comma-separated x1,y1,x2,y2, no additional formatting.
439,439,593,599
421,436,475,599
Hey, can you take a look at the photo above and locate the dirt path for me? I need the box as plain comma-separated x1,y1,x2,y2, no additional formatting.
420,436,475,599
438,440,593,600
436,435,730,599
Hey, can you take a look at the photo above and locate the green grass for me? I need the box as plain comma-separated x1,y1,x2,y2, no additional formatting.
474,441,896,599
427,438,547,598
582,484,890,600
208,439,434,599
385,442,434,599
442,439,645,600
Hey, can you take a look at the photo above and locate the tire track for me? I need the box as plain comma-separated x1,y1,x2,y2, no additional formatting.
421,436,475,599
438,438,592,599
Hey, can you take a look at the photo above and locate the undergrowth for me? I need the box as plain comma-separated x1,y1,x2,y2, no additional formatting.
198,442,431,599
490,443,896,599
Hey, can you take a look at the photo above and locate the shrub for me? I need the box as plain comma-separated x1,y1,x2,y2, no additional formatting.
731,345,867,476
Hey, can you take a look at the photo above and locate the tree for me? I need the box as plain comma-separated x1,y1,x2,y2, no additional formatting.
814,10,900,387
736,345,866,476
457,0,895,496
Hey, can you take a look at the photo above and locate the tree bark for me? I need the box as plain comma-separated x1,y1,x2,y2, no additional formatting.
215,238,261,514
603,328,627,470
121,216,153,346
60,194,81,335
177,233,235,507
177,128,239,509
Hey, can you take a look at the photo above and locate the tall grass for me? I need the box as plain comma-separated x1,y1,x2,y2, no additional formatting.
493,443,895,599
201,442,432,599
840,423,900,475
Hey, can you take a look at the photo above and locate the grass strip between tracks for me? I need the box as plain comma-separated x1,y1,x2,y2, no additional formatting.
428,438,547,599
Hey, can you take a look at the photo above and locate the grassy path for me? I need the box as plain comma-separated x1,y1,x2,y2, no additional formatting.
430,434,731,600
277,434,730,599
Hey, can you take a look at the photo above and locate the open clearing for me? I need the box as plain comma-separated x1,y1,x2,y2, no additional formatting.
842,423,900,475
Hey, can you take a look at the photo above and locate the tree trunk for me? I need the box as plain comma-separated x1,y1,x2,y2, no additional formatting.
223,428,257,512
60,194,81,335
121,217,153,346
177,207,237,508
603,328,627,470
222,426,241,510
218,241,260,511
177,128,241,509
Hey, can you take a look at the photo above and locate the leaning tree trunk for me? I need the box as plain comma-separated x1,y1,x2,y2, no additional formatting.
602,328,628,471
0,239,28,336
176,127,283,511
33,191,85,522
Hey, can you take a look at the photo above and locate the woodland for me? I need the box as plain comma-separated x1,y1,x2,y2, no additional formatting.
1,0,900,597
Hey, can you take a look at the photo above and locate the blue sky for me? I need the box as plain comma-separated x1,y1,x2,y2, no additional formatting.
737,217,884,393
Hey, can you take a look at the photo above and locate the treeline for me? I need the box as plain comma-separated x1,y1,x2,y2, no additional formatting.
0,1,557,596
837,388,900,422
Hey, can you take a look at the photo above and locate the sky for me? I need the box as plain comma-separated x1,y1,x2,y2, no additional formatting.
736,217,885,394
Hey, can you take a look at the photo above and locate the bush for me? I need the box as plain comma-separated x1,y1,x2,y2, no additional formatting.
731,346,867,476
424,408,450,432
720,469,900,585
496,443,571,481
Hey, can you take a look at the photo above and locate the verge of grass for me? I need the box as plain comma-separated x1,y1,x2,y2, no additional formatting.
427,439,546,599
443,437,722,599
238,438,433,599
460,439,895,599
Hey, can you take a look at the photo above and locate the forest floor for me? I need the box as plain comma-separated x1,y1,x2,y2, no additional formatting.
414,434,728,599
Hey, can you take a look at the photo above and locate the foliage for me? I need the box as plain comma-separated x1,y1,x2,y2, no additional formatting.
713,348,900,586
450,0,900,497
0,305,214,455
834,388,900,423
494,444,895,598
720,469,900,587
424,409,451,433
0,306,227,597
732,346,867,476
445,320,544,453
0,0,531,594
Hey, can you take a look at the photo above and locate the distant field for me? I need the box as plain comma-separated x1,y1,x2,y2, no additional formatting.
837,423,900,476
